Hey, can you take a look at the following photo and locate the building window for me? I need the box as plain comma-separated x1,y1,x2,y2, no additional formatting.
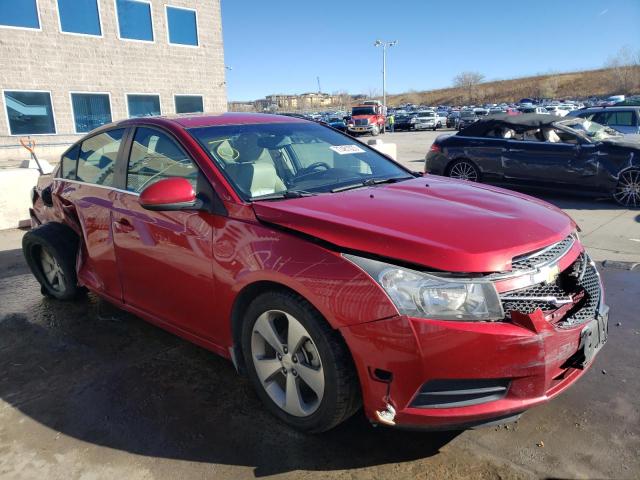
4,91,56,135
71,93,112,133
127,94,161,118
57,0,101,36
115,0,153,42
166,6,198,46
0,0,40,29
175,95,203,114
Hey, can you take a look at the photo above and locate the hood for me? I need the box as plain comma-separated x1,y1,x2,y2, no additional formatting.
601,134,640,149
351,115,377,120
252,176,575,273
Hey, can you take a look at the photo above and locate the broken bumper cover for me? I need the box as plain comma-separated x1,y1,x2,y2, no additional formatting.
341,302,608,429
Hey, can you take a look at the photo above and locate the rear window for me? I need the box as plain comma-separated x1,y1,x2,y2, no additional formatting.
60,145,79,180
76,129,125,186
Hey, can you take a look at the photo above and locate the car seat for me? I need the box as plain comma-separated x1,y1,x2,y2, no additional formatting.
225,133,286,197
543,129,561,143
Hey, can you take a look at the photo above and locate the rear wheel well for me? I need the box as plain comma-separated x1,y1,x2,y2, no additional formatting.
231,281,310,374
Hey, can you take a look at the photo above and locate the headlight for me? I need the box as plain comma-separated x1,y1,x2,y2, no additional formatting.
344,254,504,321
410,117,416,123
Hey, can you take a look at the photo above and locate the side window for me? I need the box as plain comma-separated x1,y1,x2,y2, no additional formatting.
76,129,125,186
126,127,198,193
61,145,79,180
591,112,607,125
606,111,635,127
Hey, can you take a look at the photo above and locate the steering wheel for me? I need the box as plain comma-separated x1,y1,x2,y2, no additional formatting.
296,161,331,179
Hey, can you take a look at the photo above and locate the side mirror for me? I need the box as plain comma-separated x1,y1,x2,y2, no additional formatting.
139,177,201,211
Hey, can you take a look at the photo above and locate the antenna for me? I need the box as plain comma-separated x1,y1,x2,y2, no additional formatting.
317,76,322,94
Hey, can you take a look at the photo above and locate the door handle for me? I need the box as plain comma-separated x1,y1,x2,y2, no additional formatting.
113,218,134,233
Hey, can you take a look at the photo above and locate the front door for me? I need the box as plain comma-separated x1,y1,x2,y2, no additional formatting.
112,126,218,342
503,128,586,187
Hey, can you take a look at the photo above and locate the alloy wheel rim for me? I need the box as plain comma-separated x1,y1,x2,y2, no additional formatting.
614,170,640,207
450,162,478,181
251,310,324,417
39,248,65,292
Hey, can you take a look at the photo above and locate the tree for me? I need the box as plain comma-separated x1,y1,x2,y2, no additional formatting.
453,71,485,103
605,46,640,94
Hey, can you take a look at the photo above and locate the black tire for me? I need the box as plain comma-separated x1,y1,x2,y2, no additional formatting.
22,222,82,300
446,159,480,182
241,290,360,433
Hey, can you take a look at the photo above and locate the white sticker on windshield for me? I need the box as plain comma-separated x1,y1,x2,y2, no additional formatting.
330,145,366,155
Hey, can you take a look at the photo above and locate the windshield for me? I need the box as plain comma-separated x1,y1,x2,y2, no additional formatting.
560,118,621,141
460,111,476,118
352,107,376,116
189,122,412,200
418,112,435,117
474,110,488,116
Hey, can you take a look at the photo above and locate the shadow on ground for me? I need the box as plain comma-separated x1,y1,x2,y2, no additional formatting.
0,269,457,477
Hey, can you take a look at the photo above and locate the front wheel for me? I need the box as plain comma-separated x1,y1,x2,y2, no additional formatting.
241,290,360,433
447,159,480,182
613,169,640,207
371,125,380,136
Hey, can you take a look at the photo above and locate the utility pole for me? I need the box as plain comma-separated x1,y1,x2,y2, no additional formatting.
373,40,397,107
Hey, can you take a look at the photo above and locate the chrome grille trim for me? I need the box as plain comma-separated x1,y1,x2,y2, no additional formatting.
500,253,602,326
510,235,576,272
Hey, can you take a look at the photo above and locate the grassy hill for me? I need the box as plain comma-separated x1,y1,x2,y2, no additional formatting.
387,67,640,106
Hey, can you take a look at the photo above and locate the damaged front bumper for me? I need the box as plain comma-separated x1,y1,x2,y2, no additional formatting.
340,268,608,429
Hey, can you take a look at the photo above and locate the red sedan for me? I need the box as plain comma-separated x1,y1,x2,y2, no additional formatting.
23,113,608,432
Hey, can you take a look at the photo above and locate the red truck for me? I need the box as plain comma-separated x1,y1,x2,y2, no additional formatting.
347,100,386,136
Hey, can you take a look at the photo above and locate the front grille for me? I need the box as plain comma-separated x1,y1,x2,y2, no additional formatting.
500,253,601,326
410,379,510,409
354,118,369,126
511,235,575,271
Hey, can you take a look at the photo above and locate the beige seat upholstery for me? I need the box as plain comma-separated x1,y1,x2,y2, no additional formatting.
502,128,515,139
224,133,286,197
226,162,286,197
543,129,561,143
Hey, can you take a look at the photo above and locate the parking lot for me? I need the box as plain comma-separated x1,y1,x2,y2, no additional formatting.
0,133,639,479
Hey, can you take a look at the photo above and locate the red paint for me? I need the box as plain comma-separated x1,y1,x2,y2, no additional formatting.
30,113,605,429
139,177,195,207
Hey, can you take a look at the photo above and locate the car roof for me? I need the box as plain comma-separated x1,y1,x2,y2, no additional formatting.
106,112,310,132
458,113,561,136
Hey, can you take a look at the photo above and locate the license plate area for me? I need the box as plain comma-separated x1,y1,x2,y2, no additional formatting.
574,307,608,369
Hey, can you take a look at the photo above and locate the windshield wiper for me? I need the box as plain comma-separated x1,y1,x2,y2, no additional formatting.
251,190,317,201
331,176,413,193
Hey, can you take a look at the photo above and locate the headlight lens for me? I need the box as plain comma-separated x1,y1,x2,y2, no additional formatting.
344,255,504,321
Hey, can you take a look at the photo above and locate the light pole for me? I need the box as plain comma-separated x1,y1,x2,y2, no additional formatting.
374,39,397,107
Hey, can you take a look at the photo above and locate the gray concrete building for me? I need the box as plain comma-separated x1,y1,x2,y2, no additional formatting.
0,0,226,162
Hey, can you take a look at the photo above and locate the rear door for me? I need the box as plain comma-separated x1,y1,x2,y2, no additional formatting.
111,126,219,341
55,128,127,301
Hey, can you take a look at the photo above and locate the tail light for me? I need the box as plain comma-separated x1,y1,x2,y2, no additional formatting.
429,143,441,153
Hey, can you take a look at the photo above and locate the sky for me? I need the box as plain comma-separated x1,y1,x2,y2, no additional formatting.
221,0,640,101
